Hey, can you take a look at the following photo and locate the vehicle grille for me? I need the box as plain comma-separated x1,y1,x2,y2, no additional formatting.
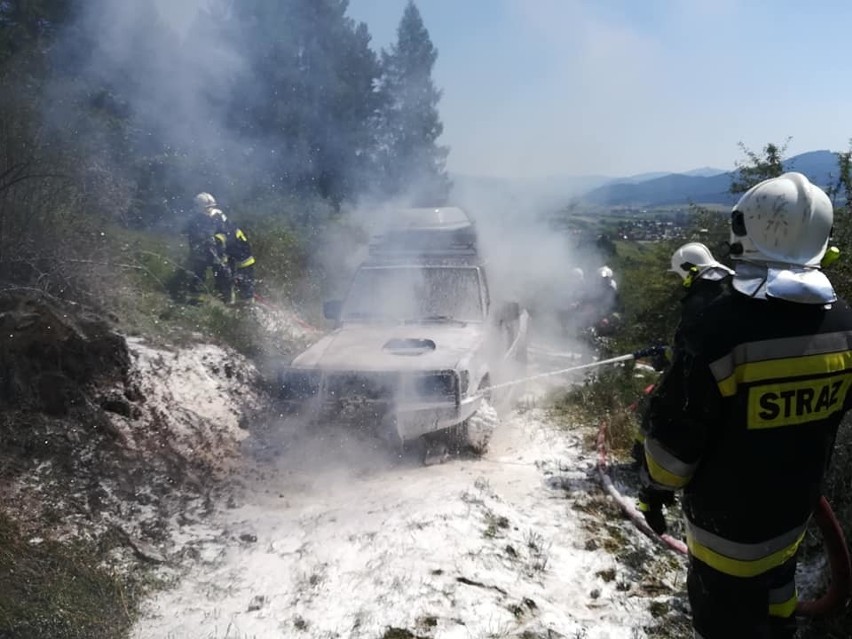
324,372,397,401
280,370,321,401
323,371,458,403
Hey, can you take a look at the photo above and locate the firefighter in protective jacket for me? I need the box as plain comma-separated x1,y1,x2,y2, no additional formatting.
642,173,852,638
215,218,256,303
184,192,231,304
633,243,734,464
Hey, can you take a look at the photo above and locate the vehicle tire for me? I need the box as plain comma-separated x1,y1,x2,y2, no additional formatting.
422,398,498,463
458,399,498,456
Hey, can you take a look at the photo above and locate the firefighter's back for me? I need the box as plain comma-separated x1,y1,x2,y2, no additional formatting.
682,288,852,541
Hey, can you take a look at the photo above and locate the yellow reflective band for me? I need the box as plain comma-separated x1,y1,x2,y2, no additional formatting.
717,375,737,397
738,351,852,382
214,233,226,245
821,246,841,269
715,351,852,398
237,256,256,268
645,450,690,489
747,374,852,429
687,530,805,578
644,437,697,489
236,229,247,242
769,592,798,619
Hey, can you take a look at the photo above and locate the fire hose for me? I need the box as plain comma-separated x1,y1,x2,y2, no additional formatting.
473,352,637,397
596,404,852,617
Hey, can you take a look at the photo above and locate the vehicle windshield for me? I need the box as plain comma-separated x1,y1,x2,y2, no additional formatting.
342,266,483,323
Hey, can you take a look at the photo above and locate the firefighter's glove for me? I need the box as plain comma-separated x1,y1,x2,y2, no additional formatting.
633,344,670,370
650,347,672,372
637,486,670,535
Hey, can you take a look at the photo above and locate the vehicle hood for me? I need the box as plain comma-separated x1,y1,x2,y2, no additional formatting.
290,323,486,372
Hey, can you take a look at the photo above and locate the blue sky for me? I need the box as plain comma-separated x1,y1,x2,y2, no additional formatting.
346,0,852,179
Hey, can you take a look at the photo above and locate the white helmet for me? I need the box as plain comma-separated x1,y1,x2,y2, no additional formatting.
194,192,217,212
208,207,227,221
597,266,613,279
730,172,832,267
670,242,726,281
571,267,584,281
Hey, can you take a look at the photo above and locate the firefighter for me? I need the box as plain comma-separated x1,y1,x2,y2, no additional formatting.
668,242,734,335
632,245,733,478
183,192,231,304
641,172,852,638
215,217,256,303
555,267,585,337
586,265,622,336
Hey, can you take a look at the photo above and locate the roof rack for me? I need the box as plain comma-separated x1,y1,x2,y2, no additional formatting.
369,207,478,258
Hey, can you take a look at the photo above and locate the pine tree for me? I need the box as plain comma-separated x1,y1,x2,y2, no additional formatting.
229,0,381,208
377,0,449,205
0,0,72,67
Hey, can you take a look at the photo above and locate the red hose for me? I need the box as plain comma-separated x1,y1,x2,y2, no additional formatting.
796,496,851,617
596,417,687,554
595,417,851,617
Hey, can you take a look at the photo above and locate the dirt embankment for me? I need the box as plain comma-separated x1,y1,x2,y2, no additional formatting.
1,290,261,531
0,289,267,638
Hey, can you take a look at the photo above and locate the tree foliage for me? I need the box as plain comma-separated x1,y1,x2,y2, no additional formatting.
0,0,71,67
729,138,790,194
0,0,453,295
375,0,450,204
229,0,381,208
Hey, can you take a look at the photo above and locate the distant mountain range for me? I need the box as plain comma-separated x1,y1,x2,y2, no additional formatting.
449,150,840,213
579,150,838,208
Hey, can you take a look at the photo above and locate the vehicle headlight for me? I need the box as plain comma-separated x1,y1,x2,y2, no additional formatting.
458,370,470,396
403,371,458,400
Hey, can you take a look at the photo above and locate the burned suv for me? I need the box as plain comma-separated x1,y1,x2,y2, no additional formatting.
278,207,528,452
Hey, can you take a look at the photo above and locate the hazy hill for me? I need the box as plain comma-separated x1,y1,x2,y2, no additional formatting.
449,172,611,218
450,150,839,212
579,150,838,207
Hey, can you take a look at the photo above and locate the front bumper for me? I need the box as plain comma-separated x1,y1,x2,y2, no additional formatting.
393,394,481,440
278,369,479,441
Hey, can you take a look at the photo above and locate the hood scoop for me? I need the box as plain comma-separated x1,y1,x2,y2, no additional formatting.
383,338,436,356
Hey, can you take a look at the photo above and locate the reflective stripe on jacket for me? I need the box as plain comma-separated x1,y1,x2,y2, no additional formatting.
215,221,255,268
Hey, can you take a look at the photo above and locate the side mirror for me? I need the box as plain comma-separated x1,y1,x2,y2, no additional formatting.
496,301,520,323
323,300,342,321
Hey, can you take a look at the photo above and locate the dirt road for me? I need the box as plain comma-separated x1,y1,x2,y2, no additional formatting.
130,361,684,639
122,326,689,639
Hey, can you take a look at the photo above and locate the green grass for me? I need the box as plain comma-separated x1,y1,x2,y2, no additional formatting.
0,512,146,639
552,363,657,457
94,225,315,360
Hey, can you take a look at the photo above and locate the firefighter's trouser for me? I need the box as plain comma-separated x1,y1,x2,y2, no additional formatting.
688,553,797,639
213,261,233,303
187,254,210,296
232,264,255,301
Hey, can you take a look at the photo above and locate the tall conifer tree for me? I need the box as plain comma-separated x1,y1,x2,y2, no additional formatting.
377,0,449,204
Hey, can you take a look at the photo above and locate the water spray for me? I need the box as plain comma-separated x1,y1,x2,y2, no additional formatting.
474,348,660,398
